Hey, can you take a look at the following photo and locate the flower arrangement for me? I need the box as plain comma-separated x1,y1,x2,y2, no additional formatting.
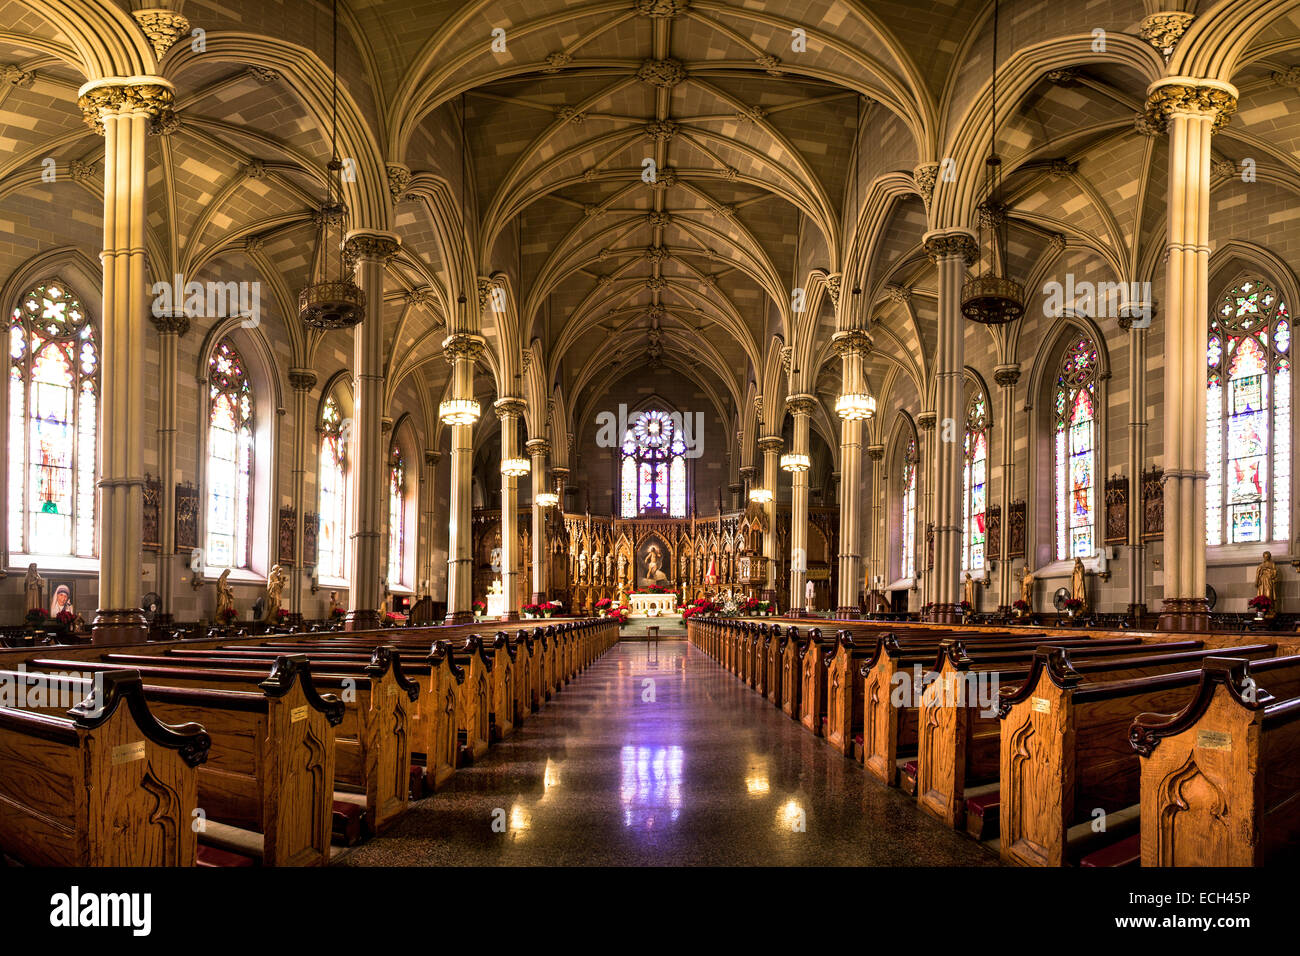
383,612,400,626
25,607,47,625
739,596,771,616
472,599,486,615
522,603,542,618
641,583,675,594
329,606,345,620
276,608,290,621
681,598,718,621
1012,599,1030,612
1062,597,1084,614
610,606,630,627
959,601,972,614
55,609,76,628
543,601,562,617
217,606,238,626
1248,595,1274,614
595,598,612,611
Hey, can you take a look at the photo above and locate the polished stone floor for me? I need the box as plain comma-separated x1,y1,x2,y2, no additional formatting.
342,637,1000,866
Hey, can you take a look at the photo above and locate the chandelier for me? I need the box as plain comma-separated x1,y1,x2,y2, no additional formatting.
834,392,876,420
500,457,530,477
536,492,559,508
439,398,480,425
748,488,773,504
298,0,364,330
960,0,1024,326
780,453,810,473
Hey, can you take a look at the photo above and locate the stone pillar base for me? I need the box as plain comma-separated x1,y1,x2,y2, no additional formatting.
344,609,381,631
1157,598,1210,633
500,611,520,622
90,608,148,645
930,602,960,624
785,607,805,618
1127,603,1149,625
835,606,860,620
444,610,475,625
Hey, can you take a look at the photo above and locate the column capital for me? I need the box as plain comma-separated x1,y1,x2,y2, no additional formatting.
993,364,1021,388
824,272,843,307
922,229,978,265
380,416,394,434
738,465,757,481
149,310,189,336
442,332,486,363
133,9,191,60
550,466,570,480
884,283,912,304
1139,12,1195,58
288,367,318,392
525,437,551,456
785,393,817,417
493,397,526,419
1143,78,1238,132
866,444,885,462
424,450,442,467
757,436,784,454
917,410,937,431
343,229,401,263
77,77,175,133
830,328,874,357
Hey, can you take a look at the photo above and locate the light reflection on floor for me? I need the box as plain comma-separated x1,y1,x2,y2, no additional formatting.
619,744,684,829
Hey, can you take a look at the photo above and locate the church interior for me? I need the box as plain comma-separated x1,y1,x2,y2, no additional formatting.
0,0,1296,896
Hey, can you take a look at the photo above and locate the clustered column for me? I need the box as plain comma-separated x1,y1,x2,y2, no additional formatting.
757,436,782,606
923,229,978,623
495,397,526,620
832,329,873,617
421,450,441,596
785,394,816,615
79,77,175,643
993,364,1019,612
527,438,551,605
1123,313,1149,618
288,368,318,614
443,333,486,624
342,230,400,630
150,309,188,616
916,411,936,608
866,443,885,607
1147,79,1236,631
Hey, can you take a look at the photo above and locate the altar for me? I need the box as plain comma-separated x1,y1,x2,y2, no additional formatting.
629,592,678,617
485,582,506,618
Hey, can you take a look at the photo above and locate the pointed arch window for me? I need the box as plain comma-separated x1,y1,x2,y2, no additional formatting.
388,444,407,587
8,279,98,557
1054,333,1099,560
620,409,687,517
901,436,918,580
206,339,254,569
1207,278,1290,545
962,390,989,571
318,394,349,580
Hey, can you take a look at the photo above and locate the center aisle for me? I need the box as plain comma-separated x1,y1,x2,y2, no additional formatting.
342,637,1000,866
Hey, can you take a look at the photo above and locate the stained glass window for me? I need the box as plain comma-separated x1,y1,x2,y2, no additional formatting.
1207,279,1290,545
206,339,253,569
1054,333,1099,560
962,390,989,571
901,436,918,580
318,394,349,580
388,444,406,587
8,279,98,557
619,409,688,517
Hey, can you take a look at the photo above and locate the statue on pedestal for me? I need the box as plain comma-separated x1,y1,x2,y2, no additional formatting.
263,564,288,622
962,572,977,610
1070,557,1087,611
215,568,235,621
1256,551,1279,614
24,563,45,614
1019,566,1034,606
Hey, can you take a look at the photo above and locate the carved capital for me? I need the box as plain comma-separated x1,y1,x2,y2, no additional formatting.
738,466,758,482
494,397,526,420
757,436,784,454
133,9,191,61
778,345,792,374
149,311,190,336
830,328,873,358
1143,79,1238,133
525,438,551,457
424,450,442,467
343,230,401,263
917,410,937,431
1,64,35,89
78,79,176,134
442,332,487,364
912,163,939,210
380,417,394,435
386,163,412,202
636,57,686,88
923,230,978,265
785,393,817,417
993,364,1021,388
634,0,689,17
866,444,885,462
1139,12,1194,60
288,368,318,392
824,273,843,307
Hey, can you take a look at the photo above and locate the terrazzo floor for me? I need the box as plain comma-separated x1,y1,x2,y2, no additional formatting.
340,636,1001,866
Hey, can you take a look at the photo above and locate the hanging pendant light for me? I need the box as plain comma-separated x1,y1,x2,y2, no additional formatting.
961,0,1024,326
298,0,365,330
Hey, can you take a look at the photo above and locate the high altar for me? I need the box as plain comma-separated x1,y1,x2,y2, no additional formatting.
628,592,678,616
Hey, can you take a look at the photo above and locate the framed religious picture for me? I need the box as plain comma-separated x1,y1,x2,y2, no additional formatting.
49,580,75,619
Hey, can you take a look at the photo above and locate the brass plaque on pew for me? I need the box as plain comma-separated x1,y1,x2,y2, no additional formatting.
1196,730,1232,751
1031,697,1050,714
112,741,146,765
292,705,308,723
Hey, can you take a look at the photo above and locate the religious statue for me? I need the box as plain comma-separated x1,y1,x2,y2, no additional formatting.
805,578,816,611
592,549,604,584
695,551,704,581
704,553,718,585
606,551,614,583
215,568,235,620
1070,557,1087,610
1256,551,1279,614
577,550,588,583
1019,566,1034,606
24,563,44,614
617,552,628,585
962,572,977,610
327,590,341,617
263,564,288,622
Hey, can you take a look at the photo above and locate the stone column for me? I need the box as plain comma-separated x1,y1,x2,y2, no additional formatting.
758,436,782,605
342,230,400,630
1122,314,1149,619
785,394,816,615
527,438,551,604
866,443,885,607
443,333,486,623
1145,79,1237,632
916,411,936,608
80,78,175,643
288,368,317,614
421,450,441,597
993,364,1020,612
923,229,978,623
495,398,526,620
832,329,873,617
150,310,188,614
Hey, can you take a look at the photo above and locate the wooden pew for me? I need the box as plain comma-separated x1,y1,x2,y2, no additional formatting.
998,645,1300,866
799,628,837,736
781,626,812,719
0,669,210,866
31,646,416,835
916,639,1269,832
824,631,874,756
1130,654,1300,866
